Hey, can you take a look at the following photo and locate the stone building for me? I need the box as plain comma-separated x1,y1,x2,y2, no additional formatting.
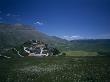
24,40,49,56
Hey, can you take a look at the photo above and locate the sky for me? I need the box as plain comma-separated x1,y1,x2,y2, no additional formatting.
0,0,110,40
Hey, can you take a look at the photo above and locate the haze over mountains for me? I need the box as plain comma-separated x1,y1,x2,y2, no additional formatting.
0,23,69,49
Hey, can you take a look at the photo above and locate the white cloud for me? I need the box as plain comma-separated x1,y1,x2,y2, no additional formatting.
63,35,83,40
63,36,69,38
34,21,43,26
62,34,110,40
71,36,81,38
6,13,21,17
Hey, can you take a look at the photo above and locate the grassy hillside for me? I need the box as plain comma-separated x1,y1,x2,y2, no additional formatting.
0,23,69,49
68,39,110,56
70,39,110,52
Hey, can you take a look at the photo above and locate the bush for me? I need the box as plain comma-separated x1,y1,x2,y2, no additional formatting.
61,53,66,56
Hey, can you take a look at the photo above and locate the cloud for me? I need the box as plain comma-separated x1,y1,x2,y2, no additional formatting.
71,36,81,38
5,13,21,22
34,21,43,26
6,13,20,17
63,35,83,40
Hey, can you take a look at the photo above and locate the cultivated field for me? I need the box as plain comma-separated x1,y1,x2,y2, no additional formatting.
0,56,110,82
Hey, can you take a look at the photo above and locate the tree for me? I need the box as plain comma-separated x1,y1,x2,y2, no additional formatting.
49,47,60,55
61,53,66,56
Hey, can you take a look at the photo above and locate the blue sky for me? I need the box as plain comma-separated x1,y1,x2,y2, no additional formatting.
0,0,110,40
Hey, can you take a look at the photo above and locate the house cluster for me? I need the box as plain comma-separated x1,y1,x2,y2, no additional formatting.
0,40,61,59
23,40,50,56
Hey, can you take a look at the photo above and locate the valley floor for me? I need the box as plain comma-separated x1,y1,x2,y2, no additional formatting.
0,56,110,82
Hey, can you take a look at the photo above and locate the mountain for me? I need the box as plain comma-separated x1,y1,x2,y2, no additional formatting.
70,39,110,55
0,23,69,49
1,23,110,57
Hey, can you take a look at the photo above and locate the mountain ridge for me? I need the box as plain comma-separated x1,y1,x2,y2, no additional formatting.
0,23,69,49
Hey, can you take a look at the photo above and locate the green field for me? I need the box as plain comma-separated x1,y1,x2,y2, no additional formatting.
64,51,99,56
0,56,110,82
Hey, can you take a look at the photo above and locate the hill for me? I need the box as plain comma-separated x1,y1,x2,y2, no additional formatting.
0,23,69,49
0,23,110,57
67,39,110,56
70,39,110,51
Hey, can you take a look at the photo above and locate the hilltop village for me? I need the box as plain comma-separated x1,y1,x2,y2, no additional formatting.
23,40,51,56
22,40,61,57
0,40,62,59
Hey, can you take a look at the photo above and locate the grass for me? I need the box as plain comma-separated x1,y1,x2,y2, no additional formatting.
0,56,110,82
64,50,99,56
